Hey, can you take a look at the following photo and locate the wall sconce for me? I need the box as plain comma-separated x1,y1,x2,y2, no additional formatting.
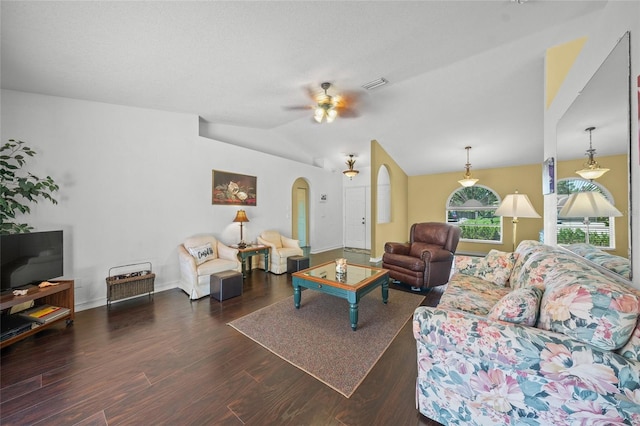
343,154,359,179
576,127,610,180
458,146,479,187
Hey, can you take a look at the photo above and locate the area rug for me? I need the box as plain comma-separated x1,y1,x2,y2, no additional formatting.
228,288,424,398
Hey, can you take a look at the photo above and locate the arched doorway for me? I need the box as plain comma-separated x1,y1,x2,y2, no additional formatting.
291,178,310,249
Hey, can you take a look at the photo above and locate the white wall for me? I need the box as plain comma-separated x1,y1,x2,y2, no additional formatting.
1,90,344,310
543,1,640,288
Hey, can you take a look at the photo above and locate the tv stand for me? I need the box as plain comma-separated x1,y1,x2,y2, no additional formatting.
0,280,74,348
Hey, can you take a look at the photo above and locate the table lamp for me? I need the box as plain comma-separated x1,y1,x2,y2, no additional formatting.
494,191,541,251
233,209,249,248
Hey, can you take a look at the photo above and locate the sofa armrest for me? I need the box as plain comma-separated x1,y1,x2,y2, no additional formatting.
281,235,300,249
178,245,198,287
217,241,239,261
413,306,637,373
258,236,278,252
384,242,410,255
454,255,484,274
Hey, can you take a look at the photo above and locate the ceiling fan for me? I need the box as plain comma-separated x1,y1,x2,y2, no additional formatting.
286,82,361,123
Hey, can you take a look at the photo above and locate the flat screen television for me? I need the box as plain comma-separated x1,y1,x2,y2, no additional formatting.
0,230,64,292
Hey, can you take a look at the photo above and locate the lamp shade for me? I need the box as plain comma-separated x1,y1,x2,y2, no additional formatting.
558,192,622,218
233,209,249,223
494,193,541,218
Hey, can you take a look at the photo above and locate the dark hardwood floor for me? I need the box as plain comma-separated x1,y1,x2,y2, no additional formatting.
1,249,443,425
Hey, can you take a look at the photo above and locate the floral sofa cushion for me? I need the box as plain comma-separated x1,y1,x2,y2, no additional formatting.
414,308,640,425
488,287,542,326
477,250,517,286
438,273,511,316
618,319,640,361
538,269,640,351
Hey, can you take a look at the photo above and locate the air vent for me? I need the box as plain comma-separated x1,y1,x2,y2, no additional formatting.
361,78,388,90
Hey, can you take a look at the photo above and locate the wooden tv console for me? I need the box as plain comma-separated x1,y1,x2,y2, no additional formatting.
0,280,75,348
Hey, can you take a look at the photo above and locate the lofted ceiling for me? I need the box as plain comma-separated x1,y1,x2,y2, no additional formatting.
1,1,612,176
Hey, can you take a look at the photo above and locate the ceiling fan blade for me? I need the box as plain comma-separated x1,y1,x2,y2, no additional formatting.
283,105,313,111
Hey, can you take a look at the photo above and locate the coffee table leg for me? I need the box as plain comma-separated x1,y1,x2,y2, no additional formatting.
293,284,301,309
381,278,389,304
350,302,358,331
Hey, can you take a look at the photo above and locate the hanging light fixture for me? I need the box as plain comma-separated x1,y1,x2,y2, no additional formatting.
314,82,339,123
458,146,479,187
343,154,359,179
576,126,609,180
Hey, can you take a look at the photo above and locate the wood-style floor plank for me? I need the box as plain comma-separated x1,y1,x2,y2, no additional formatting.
1,249,442,425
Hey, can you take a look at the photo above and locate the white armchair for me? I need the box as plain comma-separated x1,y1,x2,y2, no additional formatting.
257,230,303,274
178,234,241,299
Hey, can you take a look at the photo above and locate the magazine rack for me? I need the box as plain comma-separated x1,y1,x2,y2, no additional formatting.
106,262,155,307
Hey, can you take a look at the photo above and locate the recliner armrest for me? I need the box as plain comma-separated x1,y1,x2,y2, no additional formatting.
417,247,452,262
384,242,410,255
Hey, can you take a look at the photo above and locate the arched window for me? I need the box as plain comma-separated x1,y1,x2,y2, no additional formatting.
446,185,502,243
556,178,618,249
376,165,391,224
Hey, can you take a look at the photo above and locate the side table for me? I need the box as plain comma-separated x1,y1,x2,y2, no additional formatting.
236,245,270,278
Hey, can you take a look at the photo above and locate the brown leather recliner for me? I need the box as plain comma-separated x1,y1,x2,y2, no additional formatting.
382,222,461,290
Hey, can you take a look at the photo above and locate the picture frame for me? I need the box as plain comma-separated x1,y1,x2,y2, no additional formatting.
542,157,555,195
212,170,257,206
320,194,327,202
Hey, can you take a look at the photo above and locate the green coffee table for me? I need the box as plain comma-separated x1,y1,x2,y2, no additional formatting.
292,261,389,331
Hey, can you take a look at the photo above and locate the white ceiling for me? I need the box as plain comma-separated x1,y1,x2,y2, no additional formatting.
1,1,613,176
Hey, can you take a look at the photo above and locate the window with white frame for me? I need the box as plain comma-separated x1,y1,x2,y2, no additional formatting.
446,185,502,243
556,178,617,249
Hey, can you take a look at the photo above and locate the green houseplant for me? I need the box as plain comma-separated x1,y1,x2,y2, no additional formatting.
1,139,59,234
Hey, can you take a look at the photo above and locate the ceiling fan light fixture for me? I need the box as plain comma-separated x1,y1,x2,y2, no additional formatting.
457,146,479,187
313,82,339,124
576,126,609,180
343,154,359,179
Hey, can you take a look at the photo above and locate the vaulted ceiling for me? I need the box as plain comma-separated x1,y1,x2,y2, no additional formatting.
1,1,611,175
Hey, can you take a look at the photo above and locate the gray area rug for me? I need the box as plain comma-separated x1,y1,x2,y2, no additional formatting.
228,288,424,397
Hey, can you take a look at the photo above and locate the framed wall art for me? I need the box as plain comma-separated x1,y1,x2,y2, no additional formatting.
212,170,257,206
542,157,555,195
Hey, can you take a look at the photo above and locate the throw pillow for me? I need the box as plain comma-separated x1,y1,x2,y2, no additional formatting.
188,243,215,265
488,287,542,326
473,250,517,287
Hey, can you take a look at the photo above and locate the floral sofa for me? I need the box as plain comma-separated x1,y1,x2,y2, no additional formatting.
413,240,640,425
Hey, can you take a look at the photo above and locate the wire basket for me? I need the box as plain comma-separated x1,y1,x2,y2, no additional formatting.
106,262,155,307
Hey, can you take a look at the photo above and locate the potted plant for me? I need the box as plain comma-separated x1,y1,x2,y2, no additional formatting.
0,139,59,234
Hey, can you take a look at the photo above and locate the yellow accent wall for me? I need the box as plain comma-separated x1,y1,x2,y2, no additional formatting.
557,154,628,258
408,163,544,254
546,37,588,109
371,140,408,259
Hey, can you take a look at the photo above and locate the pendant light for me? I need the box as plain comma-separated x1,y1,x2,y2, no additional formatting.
576,127,609,180
458,146,479,187
343,154,359,179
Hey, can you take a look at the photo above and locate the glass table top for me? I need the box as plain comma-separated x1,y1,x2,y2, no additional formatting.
297,262,384,287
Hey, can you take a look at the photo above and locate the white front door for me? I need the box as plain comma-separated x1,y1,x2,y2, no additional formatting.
345,186,367,249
